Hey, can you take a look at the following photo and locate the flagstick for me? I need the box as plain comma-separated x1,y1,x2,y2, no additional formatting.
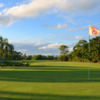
88,35,90,81
88,25,99,81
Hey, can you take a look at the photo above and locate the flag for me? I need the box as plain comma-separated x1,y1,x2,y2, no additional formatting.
89,25,99,35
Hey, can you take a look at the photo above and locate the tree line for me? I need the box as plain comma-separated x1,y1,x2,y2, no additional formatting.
0,35,100,63
67,36,100,63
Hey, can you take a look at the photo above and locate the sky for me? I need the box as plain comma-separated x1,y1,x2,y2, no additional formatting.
0,0,100,56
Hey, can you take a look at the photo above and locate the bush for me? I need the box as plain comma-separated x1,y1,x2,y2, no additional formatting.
59,55,68,61
3,62,30,67
32,55,43,60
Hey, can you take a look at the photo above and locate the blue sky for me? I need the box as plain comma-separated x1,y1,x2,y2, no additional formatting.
0,0,100,55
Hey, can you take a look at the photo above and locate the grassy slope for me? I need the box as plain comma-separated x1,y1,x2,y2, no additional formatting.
0,60,100,100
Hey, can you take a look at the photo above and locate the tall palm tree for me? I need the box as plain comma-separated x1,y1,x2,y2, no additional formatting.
3,43,14,67
0,36,14,67
0,36,4,67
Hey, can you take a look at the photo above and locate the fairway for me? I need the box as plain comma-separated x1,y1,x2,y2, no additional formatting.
0,60,100,100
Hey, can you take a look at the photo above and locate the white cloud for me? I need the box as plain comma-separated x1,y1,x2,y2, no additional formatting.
0,15,18,26
0,12,1,16
56,24,67,29
3,0,60,17
69,47,73,52
8,37,76,55
3,0,100,17
8,36,56,45
17,49,27,52
69,26,88,31
0,3,4,8
75,36,83,40
58,0,100,13
0,0,100,25
58,14,81,25
9,40,35,45
39,43,72,50
43,23,67,29
8,40,59,55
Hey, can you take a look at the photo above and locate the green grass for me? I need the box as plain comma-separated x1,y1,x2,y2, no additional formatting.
0,60,100,100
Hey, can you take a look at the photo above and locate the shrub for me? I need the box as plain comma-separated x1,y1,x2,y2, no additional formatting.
3,61,30,67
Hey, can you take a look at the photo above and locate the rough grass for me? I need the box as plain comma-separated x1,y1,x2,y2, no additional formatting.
0,60,100,100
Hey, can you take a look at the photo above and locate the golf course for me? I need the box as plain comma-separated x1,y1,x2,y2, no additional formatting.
0,0,100,99
0,60,100,100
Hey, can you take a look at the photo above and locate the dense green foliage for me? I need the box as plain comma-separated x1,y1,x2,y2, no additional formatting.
0,36,14,67
3,61,30,66
59,55,68,61
6,53,58,61
68,36,100,63
32,55,58,60
0,60,100,100
59,45,69,61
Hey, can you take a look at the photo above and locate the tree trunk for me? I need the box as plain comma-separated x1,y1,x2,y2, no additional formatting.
0,50,3,67
3,51,7,67
82,58,84,62
63,54,65,61
1,56,3,67
0,55,1,66
0,55,2,66
82,45,84,62
82,55,83,62
82,53,84,62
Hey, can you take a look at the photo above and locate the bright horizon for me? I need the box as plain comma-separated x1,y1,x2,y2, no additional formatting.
0,0,100,55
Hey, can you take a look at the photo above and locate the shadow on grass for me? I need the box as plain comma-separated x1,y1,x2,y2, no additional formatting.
0,65,100,82
0,91,100,100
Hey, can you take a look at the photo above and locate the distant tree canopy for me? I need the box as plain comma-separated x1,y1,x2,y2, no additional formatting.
68,36,100,63
32,55,43,60
32,55,57,60
73,40,87,62
59,45,69,61
25,55,32,60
